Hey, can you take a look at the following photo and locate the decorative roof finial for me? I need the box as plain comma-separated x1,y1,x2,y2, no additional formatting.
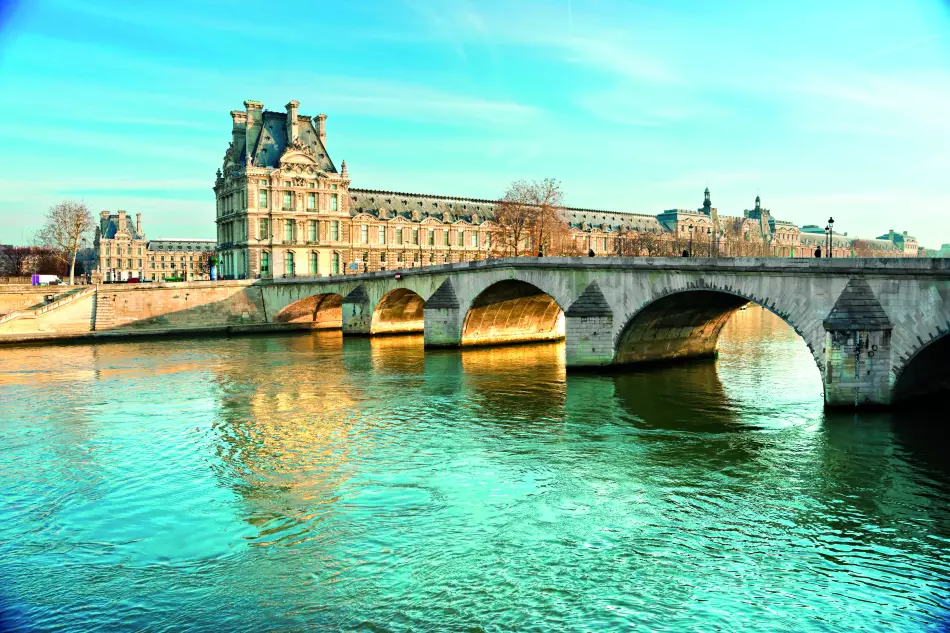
341,160,347,175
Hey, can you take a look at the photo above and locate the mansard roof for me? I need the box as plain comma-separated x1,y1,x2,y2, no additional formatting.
99,213,144,240
347,187,663,232
250,111,335,172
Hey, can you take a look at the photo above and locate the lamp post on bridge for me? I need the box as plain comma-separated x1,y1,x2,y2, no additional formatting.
706,227,711,257
688,225,694,257
828,217,835,259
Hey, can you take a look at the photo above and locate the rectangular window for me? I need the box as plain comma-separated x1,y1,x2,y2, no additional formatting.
259,218,269,239
286,251,295,276
332,253,340,275
428,229,434,246
307,182,315,189
331,184,338,190
473,232,479,247
283,191,292,210
330,194,338,211
412,228,419,245
284,220,294,243
397,229,404,245
283,181,291,187
330,221,339,241
602,238,607,251
261,251,269,274
443,231,450,246
259,179,267,186
379,226,387,244
361,225,369,244
309,252,318,275
308,220,317,242
259,190,267,208
307,192,315,209
457,230,464,247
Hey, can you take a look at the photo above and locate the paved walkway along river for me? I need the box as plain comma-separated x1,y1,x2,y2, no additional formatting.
0,306,948,631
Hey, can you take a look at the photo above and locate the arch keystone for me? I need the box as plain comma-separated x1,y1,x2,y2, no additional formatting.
565,281,614,368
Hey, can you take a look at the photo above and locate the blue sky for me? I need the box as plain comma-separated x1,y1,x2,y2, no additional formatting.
0,0,949,246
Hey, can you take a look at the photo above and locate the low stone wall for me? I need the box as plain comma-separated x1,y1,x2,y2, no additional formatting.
97,281,266,331
0,285,71,315
0,281,271,344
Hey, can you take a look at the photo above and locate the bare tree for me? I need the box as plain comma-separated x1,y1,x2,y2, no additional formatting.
494,179,569,257
35,201,94,285
0,245,32,276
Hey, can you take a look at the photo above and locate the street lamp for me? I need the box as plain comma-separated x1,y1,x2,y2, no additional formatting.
824,224,830,259
706,227,711,257
827,217,835,259
688,225,694,257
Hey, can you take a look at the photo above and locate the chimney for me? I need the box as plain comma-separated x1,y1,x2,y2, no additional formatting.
100,210,110,219
889,229,895,240
118,210,126,231
315,113,327,144
136,213,143,238
244,100,264,164
230,110,247,152
286,100,300,143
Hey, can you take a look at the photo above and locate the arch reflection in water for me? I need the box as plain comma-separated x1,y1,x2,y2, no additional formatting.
3,308,950,631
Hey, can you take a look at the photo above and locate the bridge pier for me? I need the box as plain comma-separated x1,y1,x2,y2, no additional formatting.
423,280,462,347
341,286,372,335
564,281,614,367
822,278,893,407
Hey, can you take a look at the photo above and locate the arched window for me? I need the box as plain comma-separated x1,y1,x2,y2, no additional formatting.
309,251,318,275
286,251,295,276
261,251,270,275
332,252,340,275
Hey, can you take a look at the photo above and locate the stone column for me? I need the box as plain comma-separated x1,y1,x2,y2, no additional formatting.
341,285,372,335
424,279,462,347
822,277,893,407
565,281,615,367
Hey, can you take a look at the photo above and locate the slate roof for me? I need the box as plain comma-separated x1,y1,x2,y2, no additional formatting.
823,277,892,331
99,214,144,240
244,110,336,173
347,187,663,232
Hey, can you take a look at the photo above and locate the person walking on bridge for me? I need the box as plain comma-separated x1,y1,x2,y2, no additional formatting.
814,245,822,258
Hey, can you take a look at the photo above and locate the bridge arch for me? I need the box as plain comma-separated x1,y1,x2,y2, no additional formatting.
371,288,425,335
461,279,565,346
613,286,825,380
892,332,950,402
274,292,343,329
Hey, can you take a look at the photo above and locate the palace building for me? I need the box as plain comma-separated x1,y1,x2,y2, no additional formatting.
213,99,919,279
94,210,215,282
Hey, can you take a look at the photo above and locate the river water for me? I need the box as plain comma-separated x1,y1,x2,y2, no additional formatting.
1,306,948,632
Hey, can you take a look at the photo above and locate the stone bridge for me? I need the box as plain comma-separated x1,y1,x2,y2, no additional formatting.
262,257,950,408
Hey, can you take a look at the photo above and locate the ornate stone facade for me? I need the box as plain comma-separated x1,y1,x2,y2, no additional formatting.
214,99,919,279
94,211,215,282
